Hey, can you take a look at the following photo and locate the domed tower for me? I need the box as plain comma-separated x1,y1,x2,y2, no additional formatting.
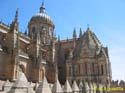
28,1,55,45
28,2,56,83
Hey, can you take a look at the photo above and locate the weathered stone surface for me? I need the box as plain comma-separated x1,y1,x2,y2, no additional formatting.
8,72,32,93
72,80,79,92
63,80,72,93
83,81,90,93
79,81,83,93
13,72,29,88
52,78,63,93
0,1,116,93
3,80,12,92
36,76,51,93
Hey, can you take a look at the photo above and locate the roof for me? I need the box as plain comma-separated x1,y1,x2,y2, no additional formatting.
73,27,103,59
30,2,54,27
84,27,102,49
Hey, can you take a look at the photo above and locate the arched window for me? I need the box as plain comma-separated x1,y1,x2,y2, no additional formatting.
105,64,107,75
31,27,36,39
32,27,35,33
90,63,95,75
69,66,72,76
85,63,87,75
101,65,104,75
78,65,80,76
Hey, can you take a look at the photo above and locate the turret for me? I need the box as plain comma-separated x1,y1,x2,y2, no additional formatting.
73,28,77,48
28,1,55,44
10,8,18,32
7,9,19,54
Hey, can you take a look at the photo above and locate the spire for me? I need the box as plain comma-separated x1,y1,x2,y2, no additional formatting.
15,8,18,23
12,72,29,88
10,8,19,32
63,80,72,92
83,81,90,91
79,80,83,91
73,28,77,39
79,28,82,38
86,24,91,32
72,80,79,92
36,76,52,93
73,28,76,48
40,0,46,13
52,79,63,93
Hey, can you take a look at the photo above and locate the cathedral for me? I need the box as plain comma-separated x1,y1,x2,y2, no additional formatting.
0,1,112,88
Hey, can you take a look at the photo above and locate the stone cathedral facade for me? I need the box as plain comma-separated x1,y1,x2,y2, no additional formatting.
0,1,112,90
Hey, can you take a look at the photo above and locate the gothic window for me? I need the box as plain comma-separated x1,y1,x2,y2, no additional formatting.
74,65,76,76
83,64,85,75
15,71,18,79
92,63,94,72
32,27,35,39
85,63,87,75
69,66,71,76
105,64,107,75
32,27,35,33
101,65,104,75
91,63,94,75
74,65,79,76
78,64,80,76
97,64,100,75
107,79,109,84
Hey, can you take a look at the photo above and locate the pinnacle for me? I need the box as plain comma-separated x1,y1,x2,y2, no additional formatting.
36,76,52,93
63,80,72,92
12,72,29,88
72,80,79,92
52,79,63,93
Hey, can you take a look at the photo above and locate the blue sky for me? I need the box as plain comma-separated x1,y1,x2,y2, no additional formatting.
0,0,125,80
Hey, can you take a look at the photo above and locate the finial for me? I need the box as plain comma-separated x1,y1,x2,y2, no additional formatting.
15,8,18,22
87,24,91,32
40,0,46,13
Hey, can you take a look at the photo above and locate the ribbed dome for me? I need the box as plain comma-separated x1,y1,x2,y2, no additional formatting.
30,2,54,27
